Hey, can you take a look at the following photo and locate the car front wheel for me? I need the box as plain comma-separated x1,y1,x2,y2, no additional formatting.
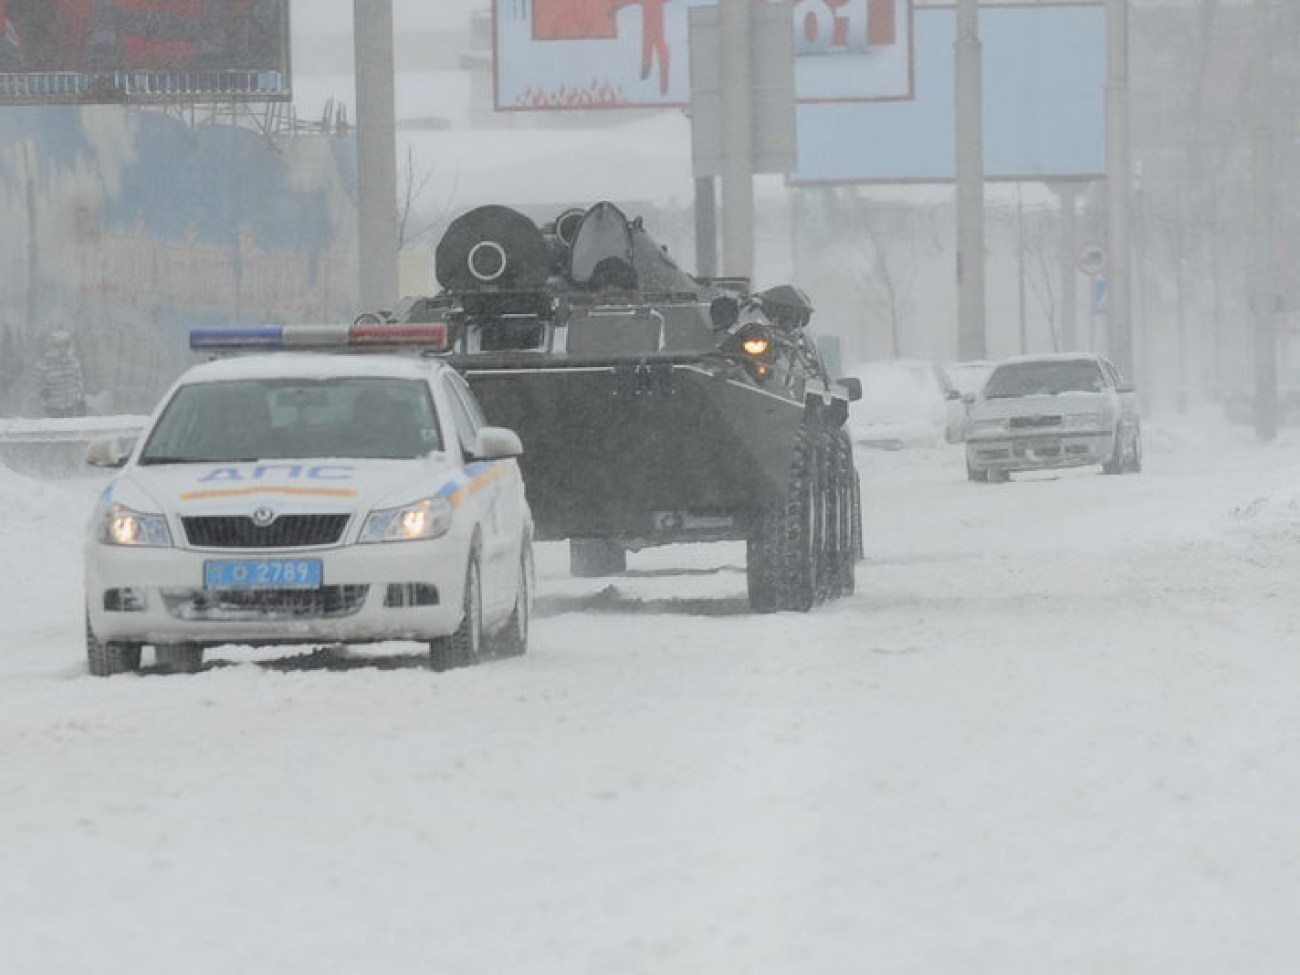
431,555,483,671
86,615,141,677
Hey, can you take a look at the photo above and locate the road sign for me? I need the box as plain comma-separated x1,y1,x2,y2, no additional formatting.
1078,241,1108,277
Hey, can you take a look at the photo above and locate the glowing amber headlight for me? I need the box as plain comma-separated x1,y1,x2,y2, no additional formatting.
741,334,771,357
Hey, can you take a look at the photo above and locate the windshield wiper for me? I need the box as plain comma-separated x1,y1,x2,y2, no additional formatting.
140,456,262,465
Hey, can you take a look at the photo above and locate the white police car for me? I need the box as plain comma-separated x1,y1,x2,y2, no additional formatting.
83,324,533,676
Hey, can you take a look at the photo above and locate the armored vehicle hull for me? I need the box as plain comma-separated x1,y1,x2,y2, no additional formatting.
392,202,863,611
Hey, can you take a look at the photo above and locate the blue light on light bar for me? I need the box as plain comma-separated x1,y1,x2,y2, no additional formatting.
190,327,284,350
189,323,451,352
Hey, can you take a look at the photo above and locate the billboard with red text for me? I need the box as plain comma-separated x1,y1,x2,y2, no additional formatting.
494,0,913,109
0,0,290,106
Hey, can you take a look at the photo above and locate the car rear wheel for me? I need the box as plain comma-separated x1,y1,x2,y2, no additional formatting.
154,643,204,674
966,460,988,482
430,555,483,672
86,615,141,677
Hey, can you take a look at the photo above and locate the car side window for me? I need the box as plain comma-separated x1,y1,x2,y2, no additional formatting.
441,374,482,455
1099,359,1122,389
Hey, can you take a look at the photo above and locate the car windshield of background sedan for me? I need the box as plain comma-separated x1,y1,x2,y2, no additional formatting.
984,360,1105,398
139,377,443,463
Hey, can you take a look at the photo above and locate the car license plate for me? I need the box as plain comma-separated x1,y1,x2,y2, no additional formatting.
204,558,322,589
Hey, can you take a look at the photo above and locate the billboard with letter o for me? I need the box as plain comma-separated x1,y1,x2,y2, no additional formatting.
0,0,290,106
494,0,914,109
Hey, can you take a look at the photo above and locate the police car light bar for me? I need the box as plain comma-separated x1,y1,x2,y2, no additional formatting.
190,324,450,352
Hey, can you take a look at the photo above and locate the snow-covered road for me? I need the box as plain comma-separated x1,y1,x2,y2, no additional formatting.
2,410,1298,975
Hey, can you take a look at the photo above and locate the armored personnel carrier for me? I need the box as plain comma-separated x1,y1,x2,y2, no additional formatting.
388,201,861,612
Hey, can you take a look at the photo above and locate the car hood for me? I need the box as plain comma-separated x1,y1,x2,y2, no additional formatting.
970,391,1110,421
100,455,465,524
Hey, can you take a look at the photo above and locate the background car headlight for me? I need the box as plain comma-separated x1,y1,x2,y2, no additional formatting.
1064,412,1110,430
100,504,172,547
360,497,453,543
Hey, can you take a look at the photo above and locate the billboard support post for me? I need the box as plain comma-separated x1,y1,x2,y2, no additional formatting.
719,0,755,281
1105,0,1133,380
955,0,986,361
354,0,400,312
1054,182,1080,352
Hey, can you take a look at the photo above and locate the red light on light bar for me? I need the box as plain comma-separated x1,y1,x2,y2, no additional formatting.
348,324,448,347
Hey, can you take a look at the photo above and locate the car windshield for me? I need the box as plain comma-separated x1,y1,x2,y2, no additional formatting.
983,360,1105,398
139,377,443,463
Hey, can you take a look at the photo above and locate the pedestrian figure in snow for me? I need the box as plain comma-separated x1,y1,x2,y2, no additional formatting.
33,330,86,418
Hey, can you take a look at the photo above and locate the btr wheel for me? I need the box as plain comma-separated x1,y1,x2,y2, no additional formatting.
780,424,823,613
431,555,483,672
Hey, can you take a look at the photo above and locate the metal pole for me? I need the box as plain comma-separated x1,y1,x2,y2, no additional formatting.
1056,183,1078,352
694,175,718,278
1251,0,1278,441
1017,182,1027,353
354,0,400,312
1105,0,1133,378
955,0,986,360
719,0,754,281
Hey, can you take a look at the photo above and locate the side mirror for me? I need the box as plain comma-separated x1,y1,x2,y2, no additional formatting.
1116,382,1136,394
709,295,740,332
944,389,962,401
85,435,133,469
961,392,977,405
470,426,523,461
836,377,863,402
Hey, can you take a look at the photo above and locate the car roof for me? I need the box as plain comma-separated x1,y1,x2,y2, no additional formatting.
176,353,451,384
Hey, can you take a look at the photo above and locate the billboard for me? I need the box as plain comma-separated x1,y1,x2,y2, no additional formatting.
494,0,914,110
791,3,1105,183
0,0,291,106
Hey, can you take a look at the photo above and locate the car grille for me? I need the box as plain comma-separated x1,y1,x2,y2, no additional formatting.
183,514,350,548
1009,415,1062,429
161,585,369,621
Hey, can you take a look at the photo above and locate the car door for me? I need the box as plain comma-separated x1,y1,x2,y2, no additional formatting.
1100,357,1139,440
441,372,518,621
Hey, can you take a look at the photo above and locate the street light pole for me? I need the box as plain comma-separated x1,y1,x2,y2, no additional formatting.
955,0,986,361
354,0,400,312
1105,0,1133,379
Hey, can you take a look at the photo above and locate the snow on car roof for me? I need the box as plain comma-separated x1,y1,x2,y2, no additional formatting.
178,352,449,384
997,352,1105,366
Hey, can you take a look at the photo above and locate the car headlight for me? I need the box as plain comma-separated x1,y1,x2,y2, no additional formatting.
359,497,453,543
1064,412,1110,430
99,503,173,547
968,417,1008,435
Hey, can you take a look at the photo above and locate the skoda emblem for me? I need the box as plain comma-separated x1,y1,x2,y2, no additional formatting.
251,507,277,527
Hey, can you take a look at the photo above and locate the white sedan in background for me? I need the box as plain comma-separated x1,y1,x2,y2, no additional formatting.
964,352,1142,482
84,325,534,676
